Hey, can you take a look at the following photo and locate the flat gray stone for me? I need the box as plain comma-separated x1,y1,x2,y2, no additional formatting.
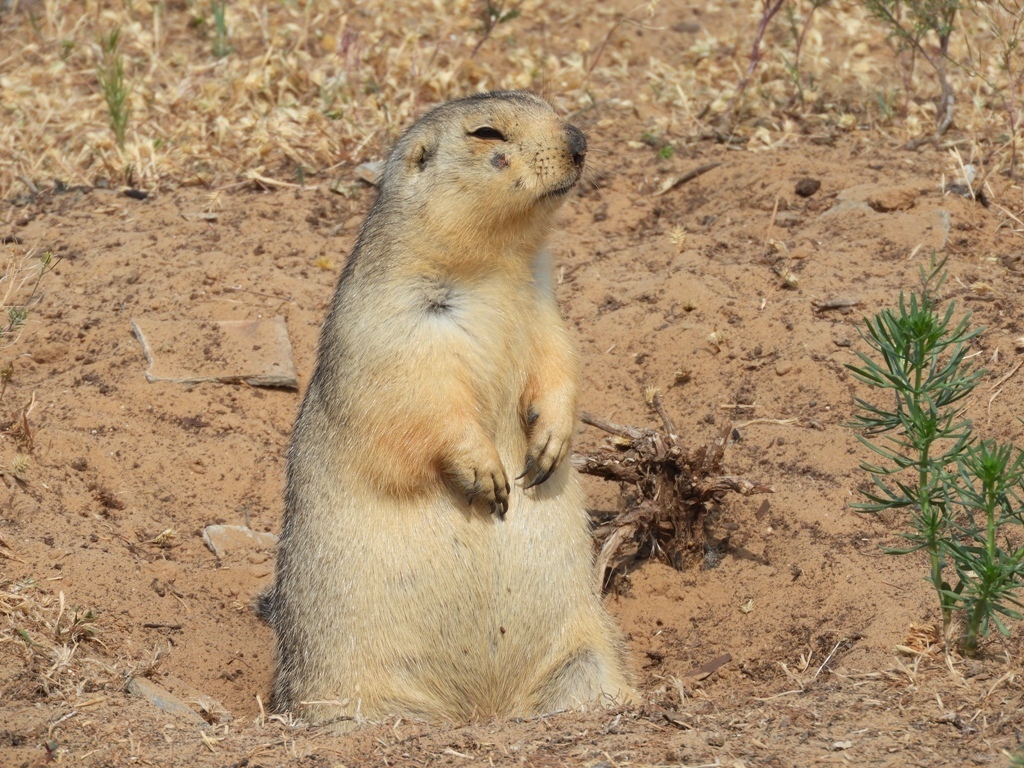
131,316,297,388
818,199,873,219
127,676,209,727
354,160,384,185
202,524,279,558
817,202,951,251
159,675,233,724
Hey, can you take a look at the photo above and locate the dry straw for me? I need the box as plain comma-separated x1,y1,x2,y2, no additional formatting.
1,0,1023,200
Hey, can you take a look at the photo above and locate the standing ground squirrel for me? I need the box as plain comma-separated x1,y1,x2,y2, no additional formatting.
260,90,633,727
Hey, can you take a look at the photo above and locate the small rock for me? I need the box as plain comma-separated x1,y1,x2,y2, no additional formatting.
775,361,793,376
70,457,88,471
127,677,209,727
795,178,821,197
834,337,852,347
202,525,278,558
354,160,384,186
131,316,298,388
249,564,274,579
30,342,70,364
706,733,725,747
867,185,918,212
671,21,701,33
818,200,872,220
832,740,853,750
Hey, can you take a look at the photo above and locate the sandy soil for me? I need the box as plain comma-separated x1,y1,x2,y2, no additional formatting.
3,3,1024,768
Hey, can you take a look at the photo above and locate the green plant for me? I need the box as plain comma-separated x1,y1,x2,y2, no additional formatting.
947,439,1024,654
470,0,523,57
846,258,1024,655
1,250,58,351
781,0,832,104
97,27,130,148
211,0,231,58
862,0,961,145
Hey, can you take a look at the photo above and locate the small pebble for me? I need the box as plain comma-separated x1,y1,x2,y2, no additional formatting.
795,178,821,197
867,185,918,212
775,361,793,376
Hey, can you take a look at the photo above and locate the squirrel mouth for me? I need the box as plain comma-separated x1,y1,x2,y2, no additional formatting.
540,177,579,201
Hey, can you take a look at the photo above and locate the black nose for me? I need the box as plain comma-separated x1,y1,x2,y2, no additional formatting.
566,124,587,168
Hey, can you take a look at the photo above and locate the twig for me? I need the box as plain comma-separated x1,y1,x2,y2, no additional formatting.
761,193,781,261
651,163,722,197
813,298,861,312
648,390,677,440
723,0,786,119
579,411,647,441
987,360,1023,391
683,653,733,680
733,417,798,428
813,640,844,680
988,388,1002,424
468,1,525,59
244,171,315,190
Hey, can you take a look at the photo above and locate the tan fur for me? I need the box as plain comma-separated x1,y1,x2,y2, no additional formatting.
261,91,633,728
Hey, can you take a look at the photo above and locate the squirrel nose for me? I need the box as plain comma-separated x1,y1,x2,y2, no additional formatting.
566,124,587,168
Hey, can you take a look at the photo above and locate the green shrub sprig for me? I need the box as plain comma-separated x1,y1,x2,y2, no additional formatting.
846,258,1024,655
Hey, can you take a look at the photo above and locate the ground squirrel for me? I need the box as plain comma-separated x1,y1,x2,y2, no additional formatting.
260,90,632,727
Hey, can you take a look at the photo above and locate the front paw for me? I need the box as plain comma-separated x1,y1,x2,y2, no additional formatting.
519,409,572,489
443,445,510,517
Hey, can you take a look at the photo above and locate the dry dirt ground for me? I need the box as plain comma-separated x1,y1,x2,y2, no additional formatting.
3,1,1024,767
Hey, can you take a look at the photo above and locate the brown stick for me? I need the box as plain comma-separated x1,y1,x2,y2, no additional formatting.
650,390,678,440
723,0,786,119
579,411,648,441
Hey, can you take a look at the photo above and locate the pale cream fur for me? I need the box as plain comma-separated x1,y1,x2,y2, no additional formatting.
261,91,632,728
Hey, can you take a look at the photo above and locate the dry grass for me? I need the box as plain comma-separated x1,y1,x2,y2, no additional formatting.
1,0,1023,203
0,578,115,702
0,246,56,352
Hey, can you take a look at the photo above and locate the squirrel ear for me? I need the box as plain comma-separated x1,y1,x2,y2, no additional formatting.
409,141,436,171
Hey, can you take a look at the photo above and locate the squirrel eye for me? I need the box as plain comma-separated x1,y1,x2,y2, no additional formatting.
468,126,506,141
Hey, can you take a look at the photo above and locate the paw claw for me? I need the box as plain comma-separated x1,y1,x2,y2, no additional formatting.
521,425,569,489
524,462,555,489
517,456,536,481
444,442,509,517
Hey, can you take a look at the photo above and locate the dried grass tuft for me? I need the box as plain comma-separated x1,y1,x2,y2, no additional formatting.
0,580,115,700
1,1,1023,200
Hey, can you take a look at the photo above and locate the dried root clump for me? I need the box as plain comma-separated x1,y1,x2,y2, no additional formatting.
573,392,773,587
